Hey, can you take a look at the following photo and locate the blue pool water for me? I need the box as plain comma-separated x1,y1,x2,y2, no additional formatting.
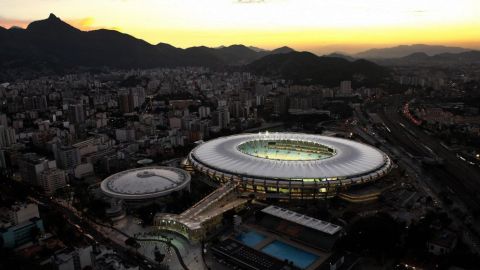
261,240,319,269
235,231,266,247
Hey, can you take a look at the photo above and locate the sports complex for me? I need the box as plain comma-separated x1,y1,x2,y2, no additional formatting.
155,132,392,244
188,132,392,199
100,166,191,207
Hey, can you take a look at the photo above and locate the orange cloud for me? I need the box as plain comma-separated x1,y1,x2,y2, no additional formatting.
0,17,30,29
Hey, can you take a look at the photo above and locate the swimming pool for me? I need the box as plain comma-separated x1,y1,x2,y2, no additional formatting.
261,240,319,269
235,230,266,247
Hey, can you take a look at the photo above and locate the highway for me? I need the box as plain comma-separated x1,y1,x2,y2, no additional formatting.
3,177,168,270
352,99,480,253
41,197,159,270
52,196,195,270
376,96,480,215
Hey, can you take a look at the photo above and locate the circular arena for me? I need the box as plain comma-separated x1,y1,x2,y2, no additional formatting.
188,133,392,199
100,166,191,204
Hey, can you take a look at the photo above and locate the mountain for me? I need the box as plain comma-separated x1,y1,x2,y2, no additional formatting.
156,42,178,51
270,46,295,54
28,13,80,33
248,46,267,52
355,44,472,59
209,45,297,65
247,51,389,87
0,14,297,73
373,50,480,66
401,52,430,60
0,26,6,39
325,53,355,61
212,44,263,65
0,14,184,69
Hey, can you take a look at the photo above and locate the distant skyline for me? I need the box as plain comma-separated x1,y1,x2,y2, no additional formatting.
1,0,480,54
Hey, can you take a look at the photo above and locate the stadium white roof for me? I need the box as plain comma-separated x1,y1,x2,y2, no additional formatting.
261,205,342,235
100,166,191,200
190,133,389,180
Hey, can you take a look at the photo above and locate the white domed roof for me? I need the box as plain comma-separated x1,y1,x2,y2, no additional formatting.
190,133,389,180
100,167,190,200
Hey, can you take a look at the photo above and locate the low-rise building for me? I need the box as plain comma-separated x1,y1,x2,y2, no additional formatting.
0,203,44,248
427,229,458,256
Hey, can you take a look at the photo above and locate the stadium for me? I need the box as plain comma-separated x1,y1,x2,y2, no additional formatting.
187,132,392,199
100,166,191,207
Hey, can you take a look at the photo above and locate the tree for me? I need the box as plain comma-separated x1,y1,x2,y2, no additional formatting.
125,237,140,248
137,203,161,225
154,245,165,263
341,212,403,260
30,226,41,242
87,199,109,219
342,210,358,222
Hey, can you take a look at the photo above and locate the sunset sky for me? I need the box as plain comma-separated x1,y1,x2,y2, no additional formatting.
1,0,479,54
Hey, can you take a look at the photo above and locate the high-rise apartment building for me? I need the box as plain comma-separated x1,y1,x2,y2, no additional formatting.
54,145,81,171
0,125,16,147
18,153,52,186
38,168,67,195
199,106,211,119
68,104,85,124
217,106,230,129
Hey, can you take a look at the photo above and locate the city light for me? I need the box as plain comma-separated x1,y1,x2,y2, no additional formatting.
1,1,479,270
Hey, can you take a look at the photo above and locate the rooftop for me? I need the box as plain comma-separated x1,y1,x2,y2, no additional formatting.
190,132,389,180
100,166,191,200
261,205,342,235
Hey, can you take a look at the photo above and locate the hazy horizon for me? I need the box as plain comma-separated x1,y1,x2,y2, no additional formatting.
1,0,480,54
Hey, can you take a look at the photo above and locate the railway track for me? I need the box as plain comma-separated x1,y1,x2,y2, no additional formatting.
377,105,480,214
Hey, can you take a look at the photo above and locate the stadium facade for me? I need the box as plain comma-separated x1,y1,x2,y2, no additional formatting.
100,166,191,207
187,132,392,199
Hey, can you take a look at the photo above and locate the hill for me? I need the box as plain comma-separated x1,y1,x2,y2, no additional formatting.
325,53,355,61
247,51,390,87
0,14,184,69
0,14,296,73
373,51,480,66
355,44,472,59
270,46,295,54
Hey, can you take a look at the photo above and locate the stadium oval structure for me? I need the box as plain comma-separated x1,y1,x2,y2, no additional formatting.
100,166,191,202
188,133,392,199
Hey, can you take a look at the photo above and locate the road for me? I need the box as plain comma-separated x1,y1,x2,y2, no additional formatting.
18,180,169,270
352,98,480,253
41,197,160,269
377,96,480,214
